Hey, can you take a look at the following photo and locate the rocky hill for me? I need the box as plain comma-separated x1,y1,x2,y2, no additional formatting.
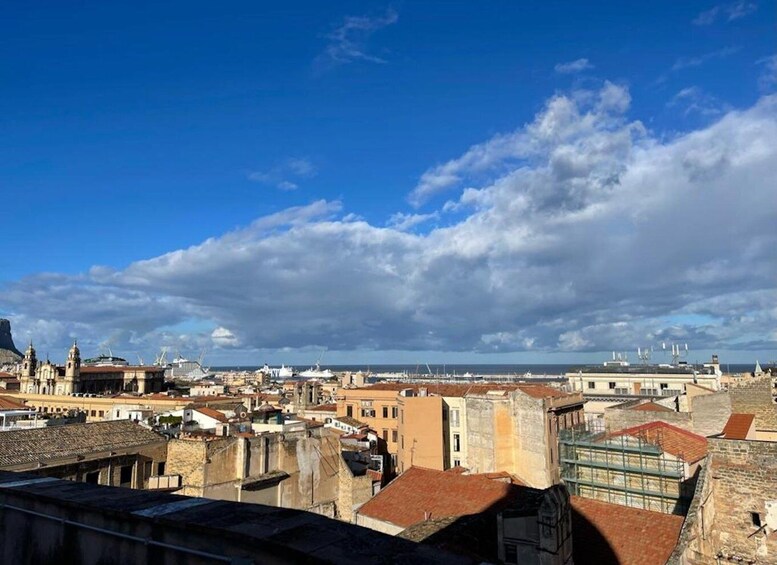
0,319,23,365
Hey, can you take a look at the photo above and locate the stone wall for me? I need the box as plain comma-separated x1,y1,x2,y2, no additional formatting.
512,392,550,488
689,391,731,436
464,395,499,474
337,456,374,523
168,429,341,515
670,439,777,564
730,376,777,433
604,405,693,433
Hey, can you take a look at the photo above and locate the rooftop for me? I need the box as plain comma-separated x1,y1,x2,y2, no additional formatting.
721,413,755,439
333,415,369,428
0,396,28,411
608,421,708,463
0,420,166,469
0,471,465,564
631,402,674,412
350,382,569,399
357,466,541,530
194,406,229,423
571,495,684,565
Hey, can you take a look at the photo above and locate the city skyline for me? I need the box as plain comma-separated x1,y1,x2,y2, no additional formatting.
1,1,775,364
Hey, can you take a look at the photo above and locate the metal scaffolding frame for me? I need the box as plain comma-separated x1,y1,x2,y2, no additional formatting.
559,424,688,515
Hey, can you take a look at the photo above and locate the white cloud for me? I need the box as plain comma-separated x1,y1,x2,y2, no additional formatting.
3,86,776,361
672,46,740,71
757,54,777,92
248,157,317,191
554,58,594,74
387,212,439,231
315,8,398,71
693,1,757,25
668,86,731,116
212,327,240,348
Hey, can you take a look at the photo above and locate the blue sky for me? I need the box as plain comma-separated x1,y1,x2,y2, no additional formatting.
1,1,775,365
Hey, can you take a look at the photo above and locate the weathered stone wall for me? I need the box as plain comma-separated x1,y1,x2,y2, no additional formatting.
671,439,777,564
464,395,499,474
337,456,373,523
512,392,549,488
167,437,239,497
730,376,777,432
690,391,731,436
604,406,693,433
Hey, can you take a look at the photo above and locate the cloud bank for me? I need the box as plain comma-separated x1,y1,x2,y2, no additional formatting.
3,84,776,361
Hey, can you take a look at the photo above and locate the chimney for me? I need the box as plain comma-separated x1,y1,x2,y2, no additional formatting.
419,387,428,397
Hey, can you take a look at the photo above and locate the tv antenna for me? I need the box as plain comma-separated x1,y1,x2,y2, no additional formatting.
637,346,652,364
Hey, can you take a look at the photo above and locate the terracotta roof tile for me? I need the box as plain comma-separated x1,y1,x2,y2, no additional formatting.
194,406,229,423
631,402,674,412
357,466,543,529
608,421,708,463
721,413,755,439
0,420,165,468
0,396,28,411
571,496,683,565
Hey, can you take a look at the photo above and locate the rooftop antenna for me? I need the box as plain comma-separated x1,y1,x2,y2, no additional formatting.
637,347,652,364
670,343,689,365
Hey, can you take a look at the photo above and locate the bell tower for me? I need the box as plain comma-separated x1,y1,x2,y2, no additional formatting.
22,341,37,377
66,340,81,377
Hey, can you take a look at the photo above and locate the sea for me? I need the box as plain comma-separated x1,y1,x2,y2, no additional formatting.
211,363,757,377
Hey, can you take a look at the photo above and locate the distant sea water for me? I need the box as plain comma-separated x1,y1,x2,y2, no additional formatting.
211,363,757,376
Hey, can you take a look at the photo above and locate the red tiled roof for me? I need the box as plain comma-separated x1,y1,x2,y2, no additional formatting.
194,406,229,423
309,404,337,412
631,402,673,412
0,396,28,411
571,496,683,565
352,382,569,399
357,466,538,529
721,413,755,439
609,421,708,463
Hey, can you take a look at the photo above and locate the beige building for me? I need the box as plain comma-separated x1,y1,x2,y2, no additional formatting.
567,356,722,398
18,342,164,396
340,382,583,486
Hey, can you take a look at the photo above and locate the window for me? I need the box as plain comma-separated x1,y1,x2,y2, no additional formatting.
400,409,403,423
346,405,353,417
453,433,461,452
504,543,518,564
115,410,120,418
751,512,762,528
608,382,616,390
391,406,398,418
98,411,104,417
450,409,460,427
361,408,375,418
660,383,668,390
401,435,404,449
453,459,461,467
392,430,398,443
382,406,388,418
119,465,133,487
144,461,152,479
157,462,166,476
383,429,389,441
587,382,596,390
85,471,99,484
90,410,96,417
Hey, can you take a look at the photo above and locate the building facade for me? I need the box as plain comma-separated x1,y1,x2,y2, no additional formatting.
18,342,164,396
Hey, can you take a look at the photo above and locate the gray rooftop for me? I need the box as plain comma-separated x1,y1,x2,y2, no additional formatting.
0,420,166,469
0,471,467,564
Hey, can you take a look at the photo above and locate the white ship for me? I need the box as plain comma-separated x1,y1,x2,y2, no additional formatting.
259,364,295,380
157,348,214,381
298,362,334,379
